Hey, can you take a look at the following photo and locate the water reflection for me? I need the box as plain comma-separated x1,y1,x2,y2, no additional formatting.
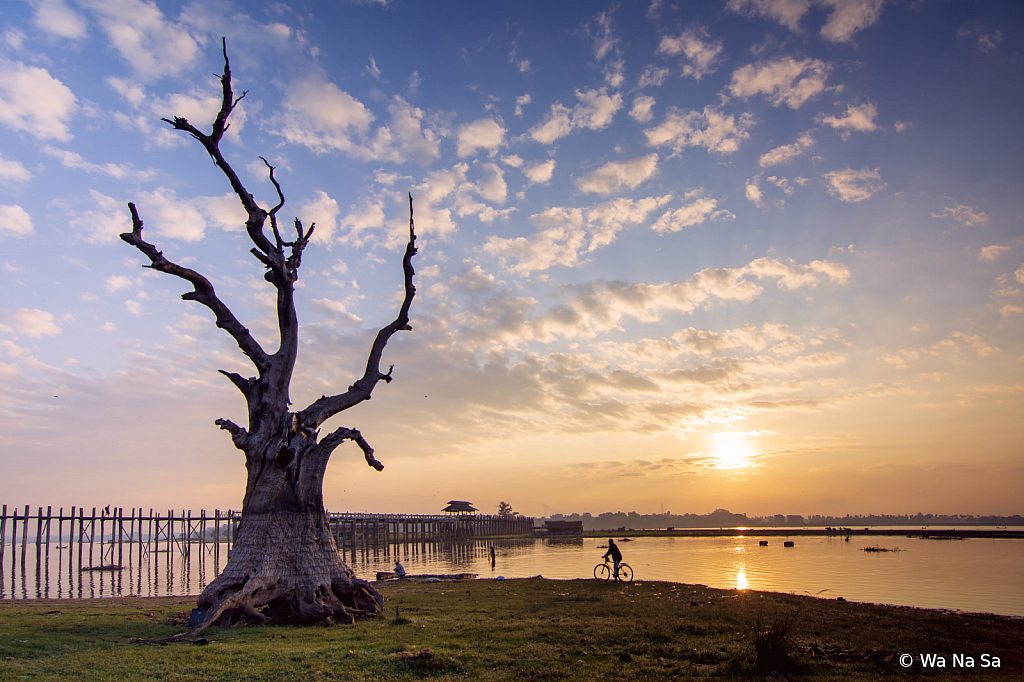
4,535,1023,616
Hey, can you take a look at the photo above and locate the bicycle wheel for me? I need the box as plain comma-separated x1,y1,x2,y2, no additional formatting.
617,563,634,582
594,563,611,581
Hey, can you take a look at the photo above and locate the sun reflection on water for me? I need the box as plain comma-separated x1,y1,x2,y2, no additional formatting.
737,565,748,590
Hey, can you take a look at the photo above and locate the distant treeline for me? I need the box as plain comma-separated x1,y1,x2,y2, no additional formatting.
543,509,1024,531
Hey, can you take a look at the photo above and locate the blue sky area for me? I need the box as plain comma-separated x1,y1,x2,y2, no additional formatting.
1,0,1022,517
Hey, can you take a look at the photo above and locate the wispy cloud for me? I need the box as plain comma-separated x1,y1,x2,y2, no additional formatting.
823,168,885,202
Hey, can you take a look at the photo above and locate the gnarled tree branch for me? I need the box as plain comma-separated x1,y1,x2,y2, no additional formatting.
300,194,417,430
120,203,271,373
319,426,384,471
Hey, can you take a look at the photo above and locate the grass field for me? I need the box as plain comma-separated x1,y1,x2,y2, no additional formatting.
1,578,1021,680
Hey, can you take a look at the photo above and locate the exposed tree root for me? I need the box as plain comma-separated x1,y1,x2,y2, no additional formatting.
191,511,382,634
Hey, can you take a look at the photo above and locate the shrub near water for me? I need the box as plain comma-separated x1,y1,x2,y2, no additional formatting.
1,579,1022,680
752,607,797,672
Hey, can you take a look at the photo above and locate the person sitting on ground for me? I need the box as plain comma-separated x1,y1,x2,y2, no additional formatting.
394,560,406,579
602,538,623,581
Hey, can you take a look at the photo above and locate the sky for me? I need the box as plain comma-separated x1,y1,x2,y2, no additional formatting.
0,0,1022,520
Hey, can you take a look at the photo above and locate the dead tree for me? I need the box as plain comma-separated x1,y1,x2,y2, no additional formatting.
120,41,416,631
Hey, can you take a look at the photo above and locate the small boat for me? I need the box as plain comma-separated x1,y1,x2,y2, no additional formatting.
375,572,477,582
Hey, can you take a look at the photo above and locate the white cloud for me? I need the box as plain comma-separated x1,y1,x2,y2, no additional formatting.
274,76,437,164
30,0,87,39
1001,304,1024,318
339,196,387,245
726,0,811,31
603,59,625,89
748,175,794,207
105,275,136,292
3,28,26,51
745,176,772,209
526,88,623,144
630,95,656,123
527,103,572,145
501,155,524,168
0,205,34,239
449,260,496,291
298,190,341,244
366,56,382,81
958,24,1004,54
820,102,878,136
82,0,202,80
109,81,249,147
40,145,141,179
932,203,988,227
586,195,672,249
587,9,619,61
508,41,532,74
194,193,247,233
484,194,674,272
106,76,146,106
5,308,61,338
273,74,375,152
759,132,814,167
68,190,131,243
0,60,78,141
657,26,724,80
406,71,421,98
645,105,754,155
457,118,505,158
576,154,658,196
474,163,508,204
819,0,885,43
366,96,441,165
483,213,588,273
979,245,1009,262
534,268,771,340
134,188,207,242
681,322,771,355
729,57,831,109
884,332,1001,368
727,0,885,42
823,168,885,202
651,192,729,234
572,88,623,131
523,159,556,184
746,257,850,288
453,164,513,223
514,94,531,118
72,189,244,245
310,298,361,326
0,154,31,182
637,66,670,89
156,89,247,143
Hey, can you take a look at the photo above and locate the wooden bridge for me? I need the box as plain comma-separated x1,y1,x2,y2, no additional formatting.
0,504,536,574
328,512,534,547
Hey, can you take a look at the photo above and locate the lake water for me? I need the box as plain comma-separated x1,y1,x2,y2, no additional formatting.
5,533,1023,617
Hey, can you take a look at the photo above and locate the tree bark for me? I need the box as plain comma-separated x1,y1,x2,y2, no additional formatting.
119,40,416,633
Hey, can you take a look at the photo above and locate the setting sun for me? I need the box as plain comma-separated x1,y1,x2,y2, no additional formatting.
713,433,754,470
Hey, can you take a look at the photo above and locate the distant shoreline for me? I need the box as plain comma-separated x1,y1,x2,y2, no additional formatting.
576,528,1024,539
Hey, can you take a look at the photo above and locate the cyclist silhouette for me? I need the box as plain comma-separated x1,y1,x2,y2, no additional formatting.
602,538,623,580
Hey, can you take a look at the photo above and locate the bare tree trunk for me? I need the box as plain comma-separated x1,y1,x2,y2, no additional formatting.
120,40,417,632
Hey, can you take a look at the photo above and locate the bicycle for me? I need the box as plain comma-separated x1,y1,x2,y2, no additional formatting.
594,559,633,582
